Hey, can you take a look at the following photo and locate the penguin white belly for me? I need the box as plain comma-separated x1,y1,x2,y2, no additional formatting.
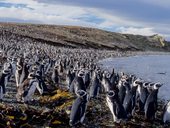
164,106,170,123
137,86,141,95
4,76,8,87
106,97,116,122
80,107,85,123
66,78,71,89
15,71,20,87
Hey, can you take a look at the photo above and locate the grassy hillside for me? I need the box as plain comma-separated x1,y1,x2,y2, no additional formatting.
0,22,170,51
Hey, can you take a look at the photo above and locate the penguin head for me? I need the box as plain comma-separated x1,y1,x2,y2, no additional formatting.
147,83,155,92
153,82,163,90
42,60,46,65
35,70,41,77
106,72,111,79
54,65,58,69
143,82,149,88
24,58,30,63
102,71,110,79
121,74,128,81
72,67,78,73
120,72,125,77
32,65,38,71
149,83,154,88
28,72,35,79
76,90,87,97
133,78,143,87
77,70,85,77
4,62,10,69
3,69,10,75
107,90,116,98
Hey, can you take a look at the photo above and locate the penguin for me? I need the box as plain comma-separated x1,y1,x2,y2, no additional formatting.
3,62,13,81
35,70,48,94
106,90,127,123
15,58,24,88
163,101,170,124
16,72,43,103
38,63,45,78
19,62,30,84
56,60,64,75
89,71,101,99
101,72,116,93
66,69,74,89
117,78,127,104
123,79,140,117
84,71,91,89
69,90,88,126
11,57,17,78
136,82,149,112
110,68,119,87
144,83,162,120
0,68,11,101
44,58,52,75
69,70,86,94
51,65,59,87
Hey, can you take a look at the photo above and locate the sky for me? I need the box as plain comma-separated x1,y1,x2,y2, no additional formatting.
0,0,170,40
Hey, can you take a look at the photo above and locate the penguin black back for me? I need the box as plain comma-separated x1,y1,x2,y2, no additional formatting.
144,83,162,120
70,90,88,126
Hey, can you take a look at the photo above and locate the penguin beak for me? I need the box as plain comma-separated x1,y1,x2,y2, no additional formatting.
154,83,163,89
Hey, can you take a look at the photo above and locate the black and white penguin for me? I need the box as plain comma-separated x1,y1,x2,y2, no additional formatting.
16,72,43,103
51,65,59,87
89,71,101,99
3,61,13,81
69,70,86,94
117,78,128,104
66,69,74,89
163,101,170,124
19,62,30,84
11,57,17,77
136,82,149,112
106,90,127,123
123,79,140,117
110,68,119,87
44,58,52,75
101,71,116,93
69,90,88,126
0,68,11,101
144,83,162,120
35,70,48,94
56,60,64,75
15,58,24,88
84,71,91,89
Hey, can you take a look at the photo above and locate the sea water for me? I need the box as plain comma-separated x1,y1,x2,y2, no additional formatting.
99,55,170,101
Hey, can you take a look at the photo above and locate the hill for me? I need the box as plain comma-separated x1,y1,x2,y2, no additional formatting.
0,22,170,51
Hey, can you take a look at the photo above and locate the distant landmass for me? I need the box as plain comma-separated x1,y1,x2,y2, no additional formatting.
0,22,170,51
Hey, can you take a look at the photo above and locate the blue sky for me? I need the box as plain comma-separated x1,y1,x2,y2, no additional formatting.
0,0,170,40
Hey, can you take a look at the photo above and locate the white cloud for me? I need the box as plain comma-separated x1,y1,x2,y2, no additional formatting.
0,0,169,40
118,27,156,36
0,1,98,27
0,0,140,29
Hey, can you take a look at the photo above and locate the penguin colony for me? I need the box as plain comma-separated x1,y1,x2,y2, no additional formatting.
0,31,170,127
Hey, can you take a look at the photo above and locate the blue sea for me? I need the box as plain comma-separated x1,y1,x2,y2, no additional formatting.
99,54,170,101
